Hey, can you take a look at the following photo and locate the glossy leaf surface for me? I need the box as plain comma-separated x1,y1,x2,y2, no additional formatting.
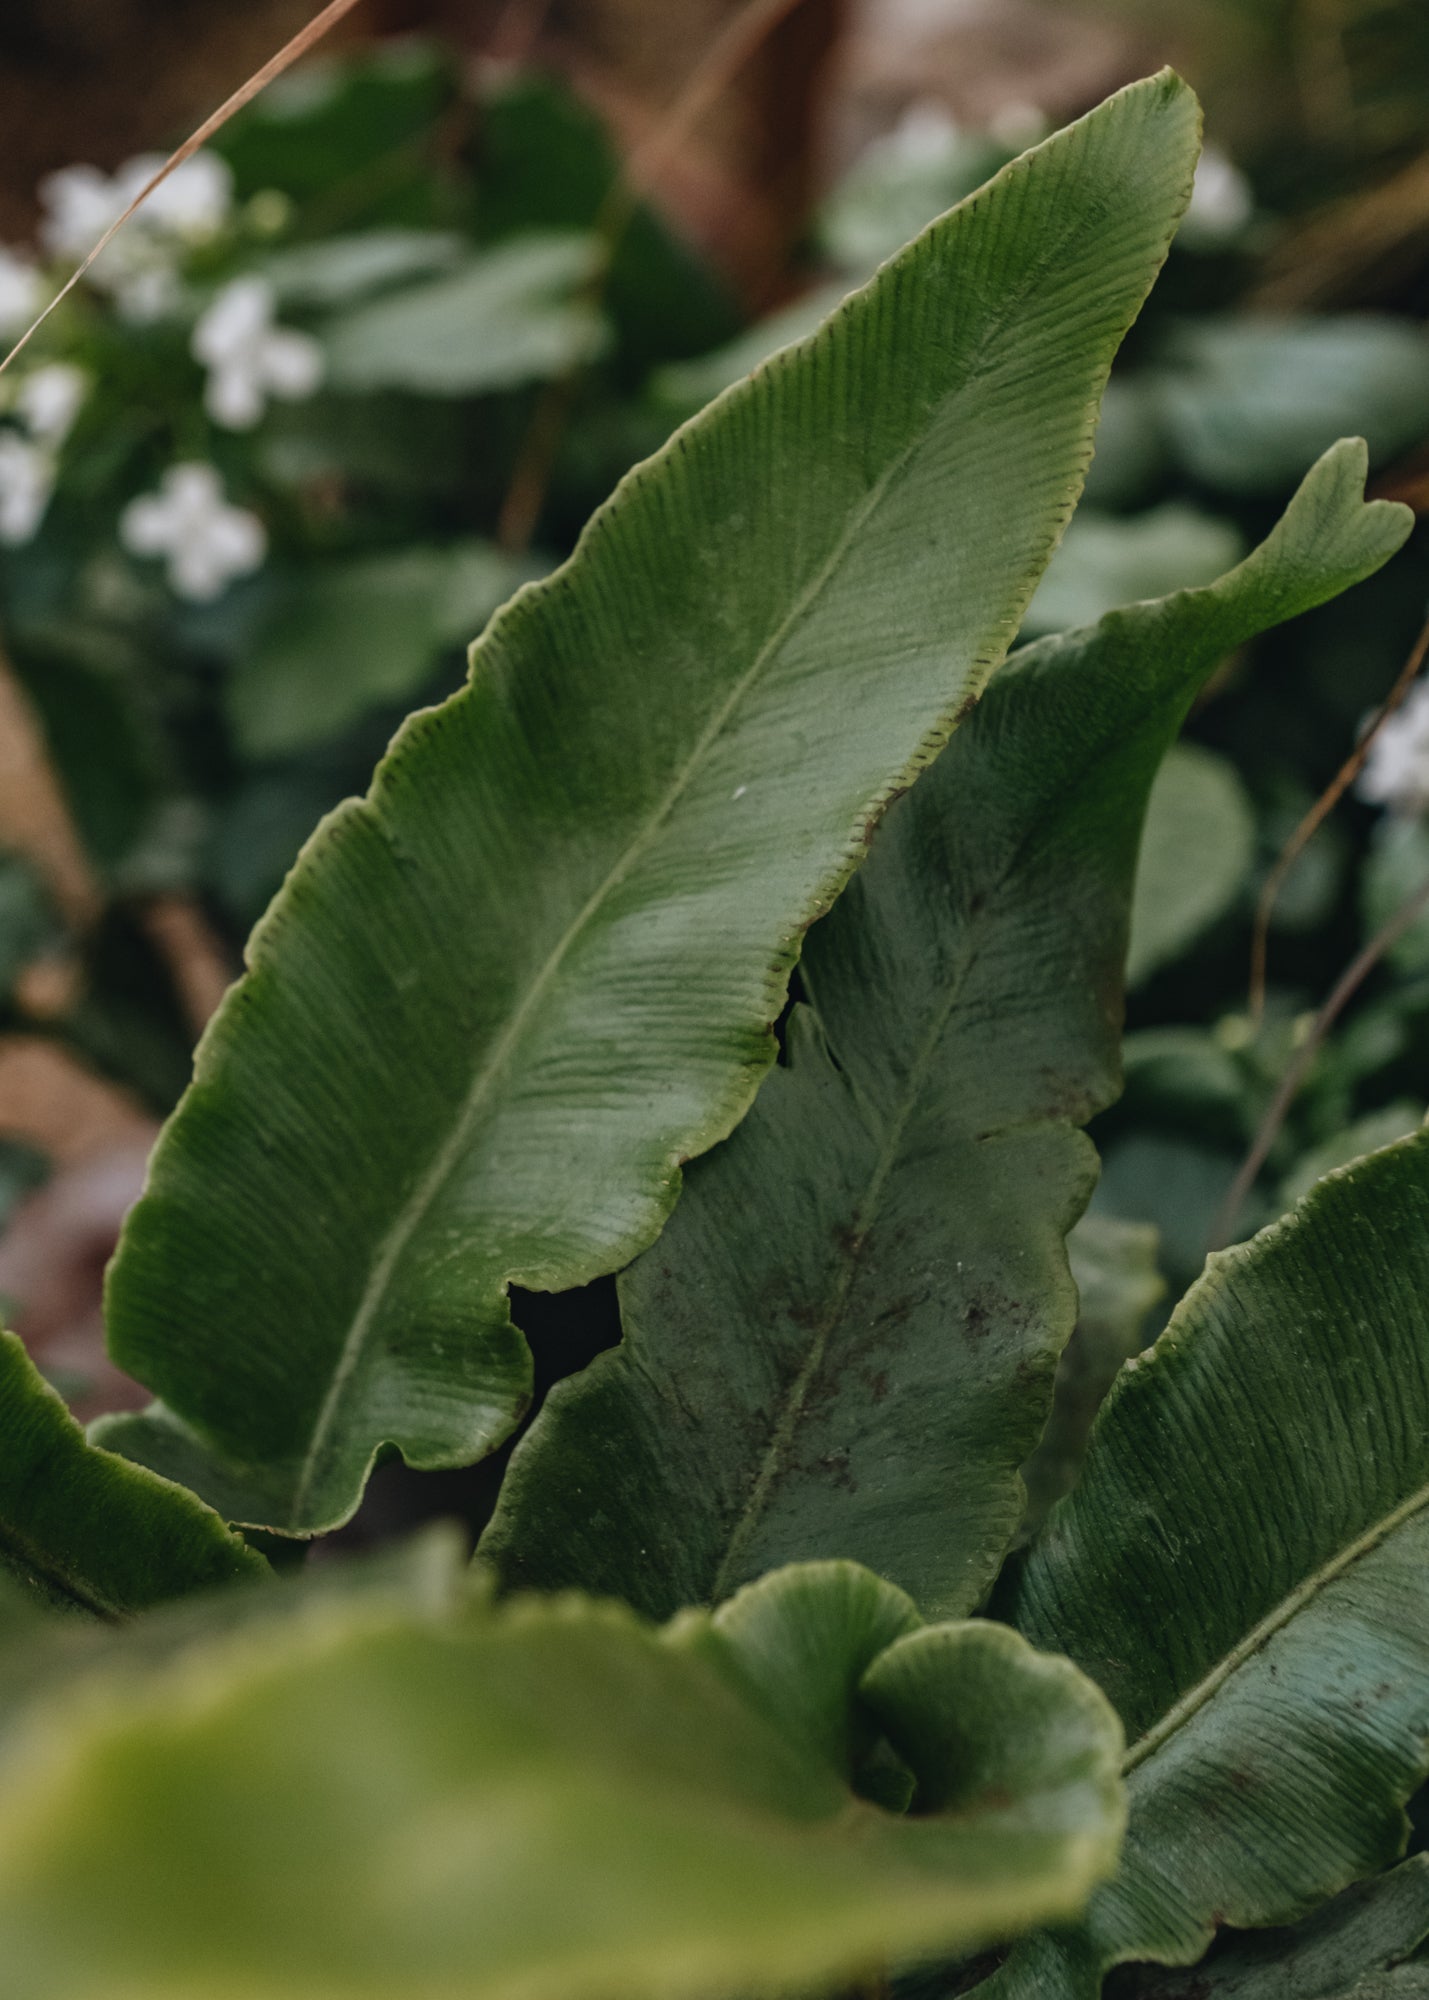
988,1128,1429,1997
0,1332,262,1620
482,442,1409,1619
0,1561,1123,2000
100,75,1201,1535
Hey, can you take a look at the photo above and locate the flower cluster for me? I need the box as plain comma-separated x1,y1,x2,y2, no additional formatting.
0,148,324,598
38,153,232,321
192,277,323,430
120,464,266,602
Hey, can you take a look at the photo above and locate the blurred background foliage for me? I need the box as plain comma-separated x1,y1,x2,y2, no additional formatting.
0,0,1426,1471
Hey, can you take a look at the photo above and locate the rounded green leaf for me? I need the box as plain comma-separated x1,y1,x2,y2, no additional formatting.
0,1561,1123,2000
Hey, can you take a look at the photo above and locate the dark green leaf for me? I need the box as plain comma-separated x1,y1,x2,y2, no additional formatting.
99,74,1204,1536
228,544,522,758
0,1331,263,1620
987,1127,1429,1997
482,442,1409,1618
1123,1856,1429,1999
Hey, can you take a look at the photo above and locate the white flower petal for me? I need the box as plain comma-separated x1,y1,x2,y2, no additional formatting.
17,364,88,445
205,363,266,431
1184,147,1254,243
122,461,265,598
1357,679,1429,816
114,263,181,324
193,277,276,367
119,491,177,556
201,505,267,576
261,328,324,401
0,249,43,337
0,436,56,545
37,164,123,262
121,152,233,241
168,542,230,602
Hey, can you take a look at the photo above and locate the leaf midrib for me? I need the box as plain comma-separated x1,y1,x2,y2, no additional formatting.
289,178,1136,1526
290,421,939,1525
702,640,1229,1606
0,1520,117,1621
1122,1475,1429,1776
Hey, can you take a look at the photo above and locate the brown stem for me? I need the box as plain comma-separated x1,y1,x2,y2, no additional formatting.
1211,868,1429,1250
1248,612,1429,1026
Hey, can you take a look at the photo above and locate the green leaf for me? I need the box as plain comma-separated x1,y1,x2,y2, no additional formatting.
1019,1213,1164,1536
99,73,1204,1536
260,229,466,308
228,543,524,759
1127,742,1256,985
653,280,854,416
1281,1103,1423,1209
986,1126,1429,1998
1123,1856,1429,1999
1154,316,1429,495
321,234,609,394
0,1560,1123,2000
0,1331,263,1620
1023,505,1246,637
215,40,459,216
481,440,1410,1619
472,73,741,370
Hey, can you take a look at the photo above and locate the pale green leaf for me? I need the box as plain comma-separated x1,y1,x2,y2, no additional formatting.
1128,742,1256,985
321,233,608,393
986,1126,1429,1998
1155,316,1429,494
1023,504,1245,636
262,229,465,307
1020,1213,1164,1536
0,1562,1124,2000
481,442,1409,1620
98,74,1204,1535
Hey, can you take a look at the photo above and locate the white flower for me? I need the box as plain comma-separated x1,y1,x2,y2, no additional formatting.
37,164,125,264
36,152,233,320
0,247,43,337
1358,680,1429,816
0,434,57,545
192,276,323,430
888,99,963,168
112,153,232,243
119,463,266,602
1183,146,1254,245
113,264,184,325
987,100,1047,150
16,363,87,445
